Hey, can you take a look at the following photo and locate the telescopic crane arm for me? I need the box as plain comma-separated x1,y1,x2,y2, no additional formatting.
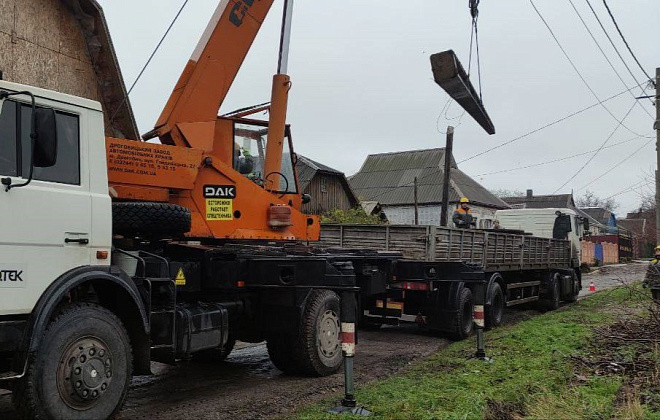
146,0,276,148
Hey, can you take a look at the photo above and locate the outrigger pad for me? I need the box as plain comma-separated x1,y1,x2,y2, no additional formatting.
328,405,372,416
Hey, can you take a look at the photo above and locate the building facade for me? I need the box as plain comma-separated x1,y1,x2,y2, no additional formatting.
295,155,358,215
0,0,138,139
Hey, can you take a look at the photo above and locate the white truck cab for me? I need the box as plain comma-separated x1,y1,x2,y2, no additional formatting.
0,80,112,316
495,208,588,266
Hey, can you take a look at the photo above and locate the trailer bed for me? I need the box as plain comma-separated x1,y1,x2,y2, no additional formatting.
318,224,571,272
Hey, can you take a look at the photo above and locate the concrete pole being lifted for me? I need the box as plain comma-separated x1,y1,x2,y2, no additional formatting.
656,68,660,245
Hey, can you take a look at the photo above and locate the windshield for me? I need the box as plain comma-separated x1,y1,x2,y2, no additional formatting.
233,122,297,194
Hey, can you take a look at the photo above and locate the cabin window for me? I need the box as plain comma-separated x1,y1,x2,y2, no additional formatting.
320,177,327,193
233,122,297,194
0,100,80,185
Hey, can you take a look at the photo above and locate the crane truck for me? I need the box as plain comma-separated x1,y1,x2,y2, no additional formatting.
0,0,557,419
0,1,374,418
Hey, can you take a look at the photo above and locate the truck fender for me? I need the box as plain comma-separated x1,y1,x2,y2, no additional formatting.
485,273,503,306
18,265,151,376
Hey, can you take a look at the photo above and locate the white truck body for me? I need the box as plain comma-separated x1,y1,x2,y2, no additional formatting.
495,208,585,265
0,80,111,315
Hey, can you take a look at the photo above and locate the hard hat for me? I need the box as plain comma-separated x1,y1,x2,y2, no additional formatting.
460,197,470,204
656,245,660,251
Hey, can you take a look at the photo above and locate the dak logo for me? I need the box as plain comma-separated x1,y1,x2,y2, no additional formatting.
204,185,237,199
229,0,257,27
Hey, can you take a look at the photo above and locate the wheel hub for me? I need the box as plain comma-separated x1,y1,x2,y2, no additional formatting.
58,337,113,410
318,310,340,359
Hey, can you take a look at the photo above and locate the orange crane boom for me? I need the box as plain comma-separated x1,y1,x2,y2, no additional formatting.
107,0,318,242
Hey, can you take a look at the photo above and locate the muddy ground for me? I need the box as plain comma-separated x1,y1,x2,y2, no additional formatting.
0,262,647,419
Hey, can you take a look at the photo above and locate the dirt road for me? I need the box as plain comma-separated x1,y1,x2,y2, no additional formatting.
0,262,647,419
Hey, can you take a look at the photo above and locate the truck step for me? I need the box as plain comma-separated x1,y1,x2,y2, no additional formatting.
506,296,539,307
507,281,541,289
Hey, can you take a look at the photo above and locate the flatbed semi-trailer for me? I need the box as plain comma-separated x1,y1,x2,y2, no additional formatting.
317,222,582,338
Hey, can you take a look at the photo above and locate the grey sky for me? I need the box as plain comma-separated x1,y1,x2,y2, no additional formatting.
98,0,659,215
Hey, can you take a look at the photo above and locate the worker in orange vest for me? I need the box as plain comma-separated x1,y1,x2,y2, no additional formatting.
452,197,476,229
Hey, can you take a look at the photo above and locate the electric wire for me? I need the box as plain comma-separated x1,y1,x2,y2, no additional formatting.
458,85,639,164
568,0,654,115
109,0,190,126
529,0,644,137
551,100,637,194
576,137,654,191
601,0,655,85
604,178,651,200
474,133,650,177
584,0,654,105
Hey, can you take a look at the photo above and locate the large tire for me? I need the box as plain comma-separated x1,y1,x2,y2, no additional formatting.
542,274,561,311
266,335,302,375
267,290,342,377
13,303,132,420
193,337,236,362
112,202,191,236
565,272,580,303
451,287,474,340
485,282,504,329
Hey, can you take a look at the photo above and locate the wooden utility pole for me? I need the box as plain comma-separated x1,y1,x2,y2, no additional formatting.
414,177,419,225
440,126,455,227
656,68,660,245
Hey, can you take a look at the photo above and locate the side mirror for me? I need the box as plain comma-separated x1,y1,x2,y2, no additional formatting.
301,193,311,204
583,219,590,232
33,108,57,168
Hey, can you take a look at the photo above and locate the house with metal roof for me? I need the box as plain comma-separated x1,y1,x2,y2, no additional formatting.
295,155,359,215
349,148,509,227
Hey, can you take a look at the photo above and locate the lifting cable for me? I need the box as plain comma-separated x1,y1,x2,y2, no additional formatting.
467,0,483,102
109,0,190,128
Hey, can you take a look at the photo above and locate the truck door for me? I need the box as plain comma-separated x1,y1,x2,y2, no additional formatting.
0,98,92,315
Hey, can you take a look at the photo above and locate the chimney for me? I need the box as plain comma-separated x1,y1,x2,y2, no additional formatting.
526,189,533,199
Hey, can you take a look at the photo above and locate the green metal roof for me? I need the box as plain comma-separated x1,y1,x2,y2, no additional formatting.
349,148,509,208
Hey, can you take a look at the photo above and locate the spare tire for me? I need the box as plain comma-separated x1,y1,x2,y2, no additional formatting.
113,202,191,236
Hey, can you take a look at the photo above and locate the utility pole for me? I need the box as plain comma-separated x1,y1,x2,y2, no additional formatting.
440,126,455,227
656,68,660,245
414,177,419,225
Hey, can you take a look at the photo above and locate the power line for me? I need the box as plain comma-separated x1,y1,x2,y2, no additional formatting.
109,0,190,126
568,0,654,115
552,100,637,194
601,0,655,85
576,137,654,191
583,0,654,105
458,85,639,164
529,0,644,137
604,178,651,200
474,134,650,177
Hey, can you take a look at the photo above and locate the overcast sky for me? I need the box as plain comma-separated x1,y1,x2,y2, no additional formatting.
97,0,659,215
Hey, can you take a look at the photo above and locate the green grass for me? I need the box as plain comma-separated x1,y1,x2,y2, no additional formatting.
295,287,648,420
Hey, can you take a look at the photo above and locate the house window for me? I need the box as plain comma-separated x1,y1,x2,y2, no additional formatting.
320,177,327,193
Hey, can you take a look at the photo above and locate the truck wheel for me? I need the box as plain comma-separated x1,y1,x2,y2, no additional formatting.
194,337,236,362
485,282,504,329
266,335,302,375
267,290,343,376
13,303,132,420
451,288,474,340
542,275,561,310
113,202,191,236
565,273,580,303
297,290,343,376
